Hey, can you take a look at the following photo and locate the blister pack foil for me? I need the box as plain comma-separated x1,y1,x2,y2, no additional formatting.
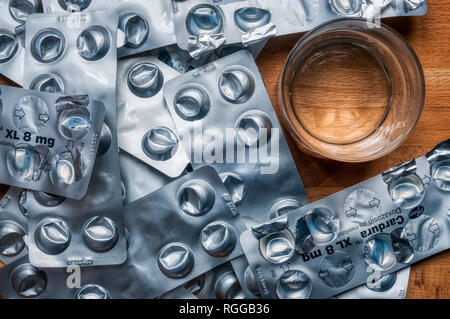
163,50,308,228
117,56,189,178
0,87,105,199
171,0,428,58
41,0,176,57
0,187,28,265
22,11,127,268
120,165,246,298
0,0,41,84
240,139,449,299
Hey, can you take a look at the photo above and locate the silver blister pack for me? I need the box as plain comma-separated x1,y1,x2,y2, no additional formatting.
22,11,127,268
41,0,176,57
171,0,428,58
117,56,190,178
119,165,246,298
0,0,40,84
163,50,309,228
240,139,449,299
0,87,105,199
120,150,178,205
0,187,28,265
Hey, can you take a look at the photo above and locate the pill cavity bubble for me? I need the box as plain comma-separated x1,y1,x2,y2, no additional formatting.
363,233,397,271
276,270,312,299
318,251,355,288
29,74,65,94
431,159,450,191
0,28,19,63
58,0,91,11
219,172,247,206
215,271,245,299
75,284,111,299
390,227,414,264
34,217,71,255
33,191,65,207
174,84,210,121
329,0,363,16
234,7,272,32
219,67,255,104
54,151,83,185
118,11,149,49
97,123,112,156
142,126,179,161
235,110,273,147
270,199,303,220
186,4,224,36
11,263,47,298
401,214,440,252
31,28,65,63
11,144,35,181
9,0,36,23
259,230,295,264
388,174,425,209
157,243,195,279
77,26,111,61
82,216,119,253
366,271,397,292
127,62,164,98
305,207,340,245
178,179,216,217
58,107,91,140
201,221,237,257
0,221,26,257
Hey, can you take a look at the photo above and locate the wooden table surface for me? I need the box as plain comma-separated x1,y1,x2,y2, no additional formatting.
0,1,448,299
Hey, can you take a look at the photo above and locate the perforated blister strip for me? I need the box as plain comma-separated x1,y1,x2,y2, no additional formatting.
117,56,190,178
163,50,309,228
240,139,449,299
41,0,176,57
22,11,127,268
171,0,428,57
0,86,105,199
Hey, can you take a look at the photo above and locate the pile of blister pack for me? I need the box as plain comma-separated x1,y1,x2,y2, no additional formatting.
0,0,446,300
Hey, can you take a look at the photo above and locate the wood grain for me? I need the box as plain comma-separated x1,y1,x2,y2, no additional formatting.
0,1,448,299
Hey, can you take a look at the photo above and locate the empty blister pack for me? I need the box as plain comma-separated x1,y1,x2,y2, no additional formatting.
120,165,246,298
240,139,449,299
0,87,105,199
0,0,40,84
22,11,127,268
119,150,178,205
117,56,189,178
41,0,176,57
0,187,28,265
163,50,308,227
171,0,428,58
